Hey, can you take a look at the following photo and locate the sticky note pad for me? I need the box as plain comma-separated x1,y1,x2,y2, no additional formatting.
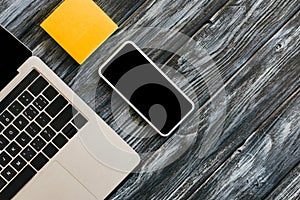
41,0,118,64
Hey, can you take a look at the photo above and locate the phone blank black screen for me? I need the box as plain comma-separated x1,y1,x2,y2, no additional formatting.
101,43,193,136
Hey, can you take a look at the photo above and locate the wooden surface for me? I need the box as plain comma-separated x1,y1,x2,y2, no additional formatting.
1,0,299,199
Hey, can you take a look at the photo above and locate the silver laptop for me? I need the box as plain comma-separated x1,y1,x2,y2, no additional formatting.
0,25,140,199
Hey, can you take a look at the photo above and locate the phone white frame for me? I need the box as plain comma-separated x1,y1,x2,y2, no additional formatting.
99,41,195,137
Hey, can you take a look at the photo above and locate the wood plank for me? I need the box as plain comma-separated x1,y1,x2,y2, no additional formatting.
0,0,62,39
190,89,300,199
0,0,12,13
266,164,300,200
167,0,300,105
0,0,229,196
76,0,299,141
0,0,147,41
0,0,148,80
68,0,229,139
1,1,299,199
96,0,147,26
70,0,229,96
107,7,300,199
0,0,232,155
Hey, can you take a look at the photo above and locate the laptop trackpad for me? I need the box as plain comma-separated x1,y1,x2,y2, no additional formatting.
13,161,96,200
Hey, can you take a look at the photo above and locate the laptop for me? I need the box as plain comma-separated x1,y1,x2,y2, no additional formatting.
0,25,140,199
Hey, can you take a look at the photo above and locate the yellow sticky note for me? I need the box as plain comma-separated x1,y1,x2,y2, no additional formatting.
41,0,118,64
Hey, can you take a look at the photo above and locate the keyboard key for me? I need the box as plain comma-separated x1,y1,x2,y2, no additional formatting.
43,85,58,101
0,123,4,132
51,105,77,132
31,136,46,152
0,135,9,150
41,126,56,142
43,143,58,158
0,166,36,199
8,101,24,116
33,96,48,111
62,124,77,139
24,105,38,120
1,166,17,181
53,134,68,149
7,142,21,157
16,132,32,147
3,125,19,140
31,153,48,171
13,115,29,130
18,91,34,106
11,156,26,171
0,177,6,191
28,76,48,96
45,95,68,117
36,112,51,127
0,70,38,114
25,122,41,137
73,113,88,129
0,111,14,126
0,152,11,167
21,146,36,161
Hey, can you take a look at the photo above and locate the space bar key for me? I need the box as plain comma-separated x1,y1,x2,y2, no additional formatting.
0,166,36,199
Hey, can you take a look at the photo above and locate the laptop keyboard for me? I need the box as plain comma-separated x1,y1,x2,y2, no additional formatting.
0,69,87,199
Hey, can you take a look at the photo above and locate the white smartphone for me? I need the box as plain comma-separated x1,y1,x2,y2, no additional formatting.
99,41,194,137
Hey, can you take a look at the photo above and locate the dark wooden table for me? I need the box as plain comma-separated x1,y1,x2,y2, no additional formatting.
1,0,299,199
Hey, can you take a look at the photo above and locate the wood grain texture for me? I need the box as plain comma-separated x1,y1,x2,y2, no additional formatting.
189,88,300,199
167,0,300,105
0,0,148,82
266,164,300,200
0,0,299,199
69,0,229,145
95,0,147,26
0,0,12,13
70,0,229,97
107,2,300,199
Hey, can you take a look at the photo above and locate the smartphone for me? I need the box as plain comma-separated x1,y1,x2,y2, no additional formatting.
99,41,194,137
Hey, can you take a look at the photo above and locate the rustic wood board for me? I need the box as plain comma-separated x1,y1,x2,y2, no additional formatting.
0,0,231,157
107,1,300,199
266,164,300,200
0,0,12,13
70,0,229,98
68,0,230,149
189,88,299,199
70,0,298,143
0,0,299,199
167,0,300,105
0,0,148,80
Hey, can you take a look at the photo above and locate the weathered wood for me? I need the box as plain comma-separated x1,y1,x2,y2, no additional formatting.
95,0,147,26
0,0,148,81
189,88,299,199
0,0,230,197
266,164,300,200
1,0,299,199
69,0,229,144
70,0,229,98
0,0,12,13
107,2,300,199
0,0,230,155
167,0,300,105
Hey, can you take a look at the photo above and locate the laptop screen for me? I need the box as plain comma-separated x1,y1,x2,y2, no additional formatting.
0,25,32,91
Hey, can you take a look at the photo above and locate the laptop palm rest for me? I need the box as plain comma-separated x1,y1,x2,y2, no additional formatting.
55,133,138,199
13,161,96,200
